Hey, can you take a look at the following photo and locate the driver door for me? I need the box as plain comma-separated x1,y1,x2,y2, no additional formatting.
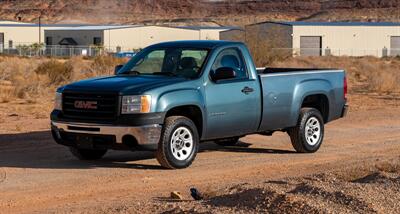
204,48,259,139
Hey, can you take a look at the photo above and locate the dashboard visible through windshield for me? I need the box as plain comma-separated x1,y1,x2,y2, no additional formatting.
118,47,209,79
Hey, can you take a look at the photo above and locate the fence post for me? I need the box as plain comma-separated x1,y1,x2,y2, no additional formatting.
382,47,388,57
325,47,331,56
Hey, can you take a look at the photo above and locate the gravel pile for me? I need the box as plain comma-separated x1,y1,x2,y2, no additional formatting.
114,162,400,214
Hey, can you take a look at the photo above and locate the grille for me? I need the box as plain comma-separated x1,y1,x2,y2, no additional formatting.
62,92,118,122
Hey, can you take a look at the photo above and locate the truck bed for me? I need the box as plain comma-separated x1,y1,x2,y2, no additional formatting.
257,67,338,74
256,67,346,132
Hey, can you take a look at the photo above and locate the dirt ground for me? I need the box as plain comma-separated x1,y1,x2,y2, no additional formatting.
0,93,399,213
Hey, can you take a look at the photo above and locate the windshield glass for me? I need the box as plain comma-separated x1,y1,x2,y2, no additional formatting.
118,47,209,79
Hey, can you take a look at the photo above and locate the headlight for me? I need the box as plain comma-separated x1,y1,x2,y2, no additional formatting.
54,92,62,110
121,95,151,114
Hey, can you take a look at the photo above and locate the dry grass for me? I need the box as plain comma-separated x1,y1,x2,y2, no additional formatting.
34,60,74,84
0,55,399,104
0,81,14,103
271,56,400,94
0,55,128,103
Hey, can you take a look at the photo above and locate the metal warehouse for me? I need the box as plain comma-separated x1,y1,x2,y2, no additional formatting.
44,25,235,51
221,21,400,57
0,21,87,51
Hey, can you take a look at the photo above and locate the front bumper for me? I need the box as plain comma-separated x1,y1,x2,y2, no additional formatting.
51,121,162,150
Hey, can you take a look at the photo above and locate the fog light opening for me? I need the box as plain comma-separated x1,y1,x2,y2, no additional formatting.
122,135,138,149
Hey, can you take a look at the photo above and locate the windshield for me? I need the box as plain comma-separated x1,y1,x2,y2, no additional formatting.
118,47,209,79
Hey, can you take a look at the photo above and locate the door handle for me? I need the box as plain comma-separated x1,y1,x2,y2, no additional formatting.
241,86,254,94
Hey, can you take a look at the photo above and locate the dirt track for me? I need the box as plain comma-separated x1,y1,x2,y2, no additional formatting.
0,94,399,213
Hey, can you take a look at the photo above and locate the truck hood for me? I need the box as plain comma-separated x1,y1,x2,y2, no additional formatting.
62,75,186,94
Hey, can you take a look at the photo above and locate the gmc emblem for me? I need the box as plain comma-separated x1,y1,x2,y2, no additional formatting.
74,101,98,110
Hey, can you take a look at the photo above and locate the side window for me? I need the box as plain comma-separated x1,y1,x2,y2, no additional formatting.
93,37,102,45
46,36,53,45
211,48,248,79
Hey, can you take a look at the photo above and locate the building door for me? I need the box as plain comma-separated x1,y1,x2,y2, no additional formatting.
0,33,4,52
390,36,400,56
300,36,322,56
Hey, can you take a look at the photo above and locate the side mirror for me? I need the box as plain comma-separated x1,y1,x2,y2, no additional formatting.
114,64,124,75
212,67,236,81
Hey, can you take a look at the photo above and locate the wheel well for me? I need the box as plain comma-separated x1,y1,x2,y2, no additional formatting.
301,94,329,122
165,105,203,138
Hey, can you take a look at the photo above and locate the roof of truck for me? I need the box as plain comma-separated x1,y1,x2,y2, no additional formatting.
148,40,243,49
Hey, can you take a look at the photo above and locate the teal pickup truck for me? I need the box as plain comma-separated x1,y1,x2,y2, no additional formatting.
51,41,348,169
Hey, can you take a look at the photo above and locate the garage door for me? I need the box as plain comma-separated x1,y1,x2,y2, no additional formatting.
390,36,400,56
300,36,322,56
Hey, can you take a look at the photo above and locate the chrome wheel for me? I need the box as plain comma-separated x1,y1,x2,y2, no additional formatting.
170,127,193,161
305,117,321,146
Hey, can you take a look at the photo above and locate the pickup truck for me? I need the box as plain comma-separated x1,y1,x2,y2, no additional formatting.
51,40,348,169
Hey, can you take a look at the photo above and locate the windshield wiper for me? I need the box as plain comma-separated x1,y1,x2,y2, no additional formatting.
121,70,141,75
152,72,179,77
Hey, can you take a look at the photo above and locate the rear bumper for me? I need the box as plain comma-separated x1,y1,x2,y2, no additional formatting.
341,104,349,117
51,121,162,150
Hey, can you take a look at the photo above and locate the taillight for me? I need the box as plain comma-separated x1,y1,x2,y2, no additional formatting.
343,76,348,100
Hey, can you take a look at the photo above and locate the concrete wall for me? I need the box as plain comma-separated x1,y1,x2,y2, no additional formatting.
103,26,201,50
220,29,245,42
45,30,103,46
293,25,400,57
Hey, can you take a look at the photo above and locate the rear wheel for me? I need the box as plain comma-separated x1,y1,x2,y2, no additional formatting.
288,108,324,153
215,137,240,146
69,147,107,160
156,116,199,169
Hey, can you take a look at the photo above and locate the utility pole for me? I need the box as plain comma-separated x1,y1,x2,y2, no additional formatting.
38,14,42,44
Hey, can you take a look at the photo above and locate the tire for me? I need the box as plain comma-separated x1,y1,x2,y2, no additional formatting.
215,137,239,146
288,108,324,153
156,116,199,169
69,147,107,160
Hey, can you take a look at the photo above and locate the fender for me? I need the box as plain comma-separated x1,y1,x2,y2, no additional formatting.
155,88,206,137
290,79,334,126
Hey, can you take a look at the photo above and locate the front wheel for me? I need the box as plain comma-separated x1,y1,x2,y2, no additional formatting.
288,108,324,153
156,116,199,169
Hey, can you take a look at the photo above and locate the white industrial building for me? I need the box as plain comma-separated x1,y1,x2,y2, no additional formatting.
0,20,236,56
221,21,400,57
0,21,86,50
44,25,236,51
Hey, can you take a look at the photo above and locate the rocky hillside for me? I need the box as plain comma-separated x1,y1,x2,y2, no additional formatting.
0,0,399,26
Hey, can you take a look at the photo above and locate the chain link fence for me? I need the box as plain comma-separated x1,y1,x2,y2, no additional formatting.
0,43,138,57
1,43,400,58
271,48,400,58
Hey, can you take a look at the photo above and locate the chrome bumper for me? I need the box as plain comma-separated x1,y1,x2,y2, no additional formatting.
51,121,162,146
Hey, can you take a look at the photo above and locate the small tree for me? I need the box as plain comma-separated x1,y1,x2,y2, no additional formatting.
30,43,45,56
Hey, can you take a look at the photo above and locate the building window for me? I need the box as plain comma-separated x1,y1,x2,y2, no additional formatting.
93,37,102,45
46,37,53,45
8,40,13,48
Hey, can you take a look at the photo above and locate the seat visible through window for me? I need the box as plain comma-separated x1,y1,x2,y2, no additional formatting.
179,57,198,78
212,48,248,79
